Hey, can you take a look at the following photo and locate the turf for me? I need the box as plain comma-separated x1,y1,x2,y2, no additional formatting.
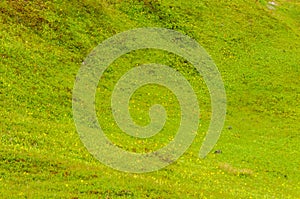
1,0,300,198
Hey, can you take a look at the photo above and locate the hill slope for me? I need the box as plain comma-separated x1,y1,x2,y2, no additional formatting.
1,0,300,198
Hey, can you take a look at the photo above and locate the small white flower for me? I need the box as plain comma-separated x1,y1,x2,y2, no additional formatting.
268,1,277,6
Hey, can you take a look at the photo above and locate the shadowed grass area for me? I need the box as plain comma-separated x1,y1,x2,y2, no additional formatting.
1,0,299,198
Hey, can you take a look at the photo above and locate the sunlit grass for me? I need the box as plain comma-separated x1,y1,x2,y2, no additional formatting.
1,0,299,198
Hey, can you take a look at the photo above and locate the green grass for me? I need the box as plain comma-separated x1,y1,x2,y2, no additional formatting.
1,0,300,198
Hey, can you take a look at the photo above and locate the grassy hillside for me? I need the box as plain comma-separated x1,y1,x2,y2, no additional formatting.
1,0,300,198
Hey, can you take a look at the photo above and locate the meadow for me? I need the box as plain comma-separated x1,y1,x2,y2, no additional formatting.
1,0,300,198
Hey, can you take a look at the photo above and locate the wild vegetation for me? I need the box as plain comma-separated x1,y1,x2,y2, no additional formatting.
1,0,299,198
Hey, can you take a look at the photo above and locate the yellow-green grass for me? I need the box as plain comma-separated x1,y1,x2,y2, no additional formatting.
1,0,299,198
